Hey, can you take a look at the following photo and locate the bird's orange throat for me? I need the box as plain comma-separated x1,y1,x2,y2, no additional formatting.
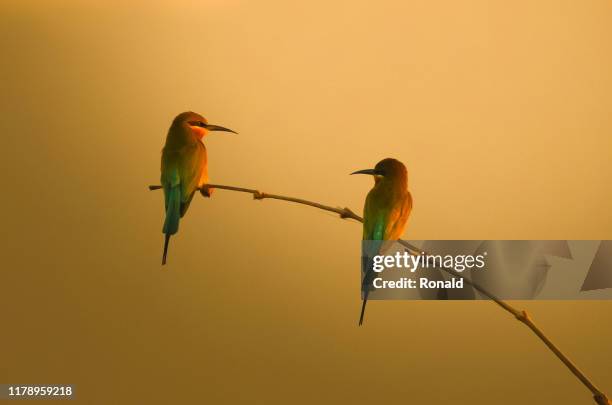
190,126,207,139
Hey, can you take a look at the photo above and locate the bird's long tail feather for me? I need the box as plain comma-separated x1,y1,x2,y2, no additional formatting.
162,186,181,265
162,233,171,265
359,261,375,325
359,244,380,326
359,288,370,326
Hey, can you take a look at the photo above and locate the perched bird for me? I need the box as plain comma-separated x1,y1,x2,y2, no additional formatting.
160,111,237,265
351,158,412,325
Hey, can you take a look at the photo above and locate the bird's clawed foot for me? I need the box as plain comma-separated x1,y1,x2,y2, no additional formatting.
200,186,214,198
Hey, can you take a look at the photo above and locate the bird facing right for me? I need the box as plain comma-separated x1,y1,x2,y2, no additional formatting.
351,158,412,326
160,111,237,265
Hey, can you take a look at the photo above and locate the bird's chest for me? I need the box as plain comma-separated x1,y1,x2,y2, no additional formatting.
192,143,208,185
180,142,208,184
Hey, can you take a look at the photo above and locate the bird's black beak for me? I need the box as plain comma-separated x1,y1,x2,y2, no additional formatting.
351,168,382,176
204,124,238,134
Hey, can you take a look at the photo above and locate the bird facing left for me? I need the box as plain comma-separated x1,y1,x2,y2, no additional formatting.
351,158,413,325
160,111,237,265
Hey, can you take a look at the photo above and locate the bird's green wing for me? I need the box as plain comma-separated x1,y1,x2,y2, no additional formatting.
363,193,386,241
160,163,181,236
161,161,180,210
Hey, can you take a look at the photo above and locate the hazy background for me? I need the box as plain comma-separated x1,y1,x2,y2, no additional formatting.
1,0,611,403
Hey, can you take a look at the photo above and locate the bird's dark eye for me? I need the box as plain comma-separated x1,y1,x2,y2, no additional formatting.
198,122,206,127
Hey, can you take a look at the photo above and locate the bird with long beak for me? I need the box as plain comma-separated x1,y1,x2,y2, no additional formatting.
352,158,412,325
160,111,237,265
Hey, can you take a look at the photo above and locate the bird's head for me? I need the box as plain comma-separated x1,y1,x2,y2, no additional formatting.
351,158,408,186
174,111,238,140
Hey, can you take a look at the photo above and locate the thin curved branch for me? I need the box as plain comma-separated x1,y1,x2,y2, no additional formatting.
148,182,609,405
149,183,363,222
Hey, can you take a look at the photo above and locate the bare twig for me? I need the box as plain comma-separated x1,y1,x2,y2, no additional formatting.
149,183,609,404
149,184,363,222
